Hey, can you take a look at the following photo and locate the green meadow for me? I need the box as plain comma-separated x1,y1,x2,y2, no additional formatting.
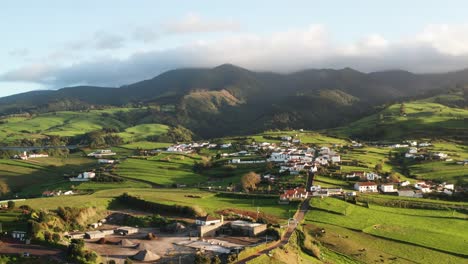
0,210,27,232
0,154,95,195
331,100,468,140
306,198,468,257
116,153,208,186
16,188,296,221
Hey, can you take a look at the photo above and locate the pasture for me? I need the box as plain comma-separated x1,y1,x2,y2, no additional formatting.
116,153,208,186
306,198,468,256
16,188,296,221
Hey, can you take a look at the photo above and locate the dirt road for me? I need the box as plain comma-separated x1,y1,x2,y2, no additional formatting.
235,197,311,264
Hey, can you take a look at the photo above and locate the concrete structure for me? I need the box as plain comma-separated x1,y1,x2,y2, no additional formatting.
85,231,105,239
230,221,267,237
66,232,85,239
196,215,222,226
115,226,138,235
198,222,225,237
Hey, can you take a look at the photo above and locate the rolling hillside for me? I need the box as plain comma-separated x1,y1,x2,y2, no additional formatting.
330,92,468,140
0,108,169,144
1,64,467,137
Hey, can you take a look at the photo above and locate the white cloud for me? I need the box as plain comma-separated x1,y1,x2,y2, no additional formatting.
164,13,241,34
93,31,126,50
3,23,468,89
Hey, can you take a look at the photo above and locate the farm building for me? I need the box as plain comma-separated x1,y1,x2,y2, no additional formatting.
85,231,105,239
115,226,139,235
65,232,85,239
100,229,114,236
196,215,222,226
230,221,267,237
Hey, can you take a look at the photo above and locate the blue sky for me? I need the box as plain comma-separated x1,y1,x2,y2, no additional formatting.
2,0,468,97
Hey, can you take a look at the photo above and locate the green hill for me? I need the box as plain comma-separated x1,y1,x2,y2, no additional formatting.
330,93,468,140
0,108,169,144
2,64,468,138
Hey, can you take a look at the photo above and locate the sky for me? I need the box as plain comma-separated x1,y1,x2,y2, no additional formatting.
2,0,468,97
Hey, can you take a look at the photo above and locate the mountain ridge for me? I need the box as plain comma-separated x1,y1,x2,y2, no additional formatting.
1,64,466,137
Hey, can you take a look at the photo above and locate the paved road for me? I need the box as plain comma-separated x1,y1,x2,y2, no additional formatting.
234,197,311,264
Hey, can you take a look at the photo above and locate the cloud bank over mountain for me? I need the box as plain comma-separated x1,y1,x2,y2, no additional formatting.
3,22,468,89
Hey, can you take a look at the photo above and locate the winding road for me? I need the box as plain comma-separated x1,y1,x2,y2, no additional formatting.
234,197,311,264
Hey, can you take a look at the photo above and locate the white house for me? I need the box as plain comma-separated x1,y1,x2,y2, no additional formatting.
365,172,381,181
380,184,397,193
419,142,431,147
399,180,411,187
414,182,432,193
220,143,232,149
29,153,49,158
443,183,454,190
354,182,378,192
88,149,116,158
268,152,290,162
408,147,418,154
70,172,96,182
331,155,341,163
280,188,308,201
98,159,115,164
434,152,448,160
315,156,329,166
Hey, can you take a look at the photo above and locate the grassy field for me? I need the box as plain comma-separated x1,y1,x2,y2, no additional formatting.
16,188,296,221
0,154,95,196
248,131,347,146
0,210,27,232
116,153,208,186
409,161,468,185
119,141,172,150
0,108,170,145
117,124,169,142
331,100,468,140
306,198,468,257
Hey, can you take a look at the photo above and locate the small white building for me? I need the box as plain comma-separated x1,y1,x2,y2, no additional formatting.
399,181,411,187
380,184,397,193
366,172,381,181
354,182,378,193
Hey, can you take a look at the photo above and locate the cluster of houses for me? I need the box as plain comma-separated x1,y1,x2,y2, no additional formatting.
13,151,49,160
269,146,341,175
165,142,218,153
404,147,449,160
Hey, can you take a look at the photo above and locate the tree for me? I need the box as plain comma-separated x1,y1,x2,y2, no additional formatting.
0,181,9,196
212,255,222,264
399,103,406,116
374,163,383,173
7,200,15,209
241,172,261,192
194,253,211,264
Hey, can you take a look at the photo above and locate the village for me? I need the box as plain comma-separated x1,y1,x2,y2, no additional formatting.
1,134,466,263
